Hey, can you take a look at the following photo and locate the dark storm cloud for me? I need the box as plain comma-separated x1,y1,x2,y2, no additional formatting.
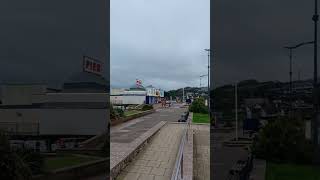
0,0,107,86
212,0,316,87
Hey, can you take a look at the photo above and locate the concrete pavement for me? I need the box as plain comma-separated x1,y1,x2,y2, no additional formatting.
211,129,248,180
116,123,185,180
250,159,266,180
110,103,187,179
111,105,186,143
193,124,210,180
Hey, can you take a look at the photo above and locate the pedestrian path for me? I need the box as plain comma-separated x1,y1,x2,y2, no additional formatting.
250,159,266,180
193,124,210,180
110,106,186,143
110,105,187,179
116,123,185,180
211,129,248,180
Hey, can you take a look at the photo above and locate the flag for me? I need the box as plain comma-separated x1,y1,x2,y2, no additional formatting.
136,79,142,86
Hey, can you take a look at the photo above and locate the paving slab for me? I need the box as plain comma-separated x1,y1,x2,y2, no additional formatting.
192,124,210,180
116,123,185,180
250,159,266,180
110,121,167,177
211,129,249,180
110,104,187,179
111,105,186,143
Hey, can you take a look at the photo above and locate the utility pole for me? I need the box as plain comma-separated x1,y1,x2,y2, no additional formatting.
289,48,293,119
313,0,319,158
235,82,238,141
183,87,185,103
205,49,211,116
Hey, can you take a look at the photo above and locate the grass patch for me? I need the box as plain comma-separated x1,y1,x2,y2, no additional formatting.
193,113,209,124
124,110,141,116
44,154,100,171
266,162,320,180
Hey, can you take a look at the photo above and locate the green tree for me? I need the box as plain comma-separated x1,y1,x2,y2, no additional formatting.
0,131,31,180
0,131,44,179
110,103,119,121
252,117,314,164
114,108,124,117
189,97,208,114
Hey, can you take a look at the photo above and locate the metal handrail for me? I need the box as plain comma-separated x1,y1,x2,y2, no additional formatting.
171,112,190,180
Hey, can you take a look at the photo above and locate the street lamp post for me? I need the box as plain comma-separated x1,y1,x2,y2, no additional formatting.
205,49,211,114
235,82,238,141
205,49,211,116
284,41,315,119
312,0,319,160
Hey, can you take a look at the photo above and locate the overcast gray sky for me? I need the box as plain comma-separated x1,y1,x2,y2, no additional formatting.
1,1,318,91
212,0,317,87
0,0,107,88
112,0,319,90
110,0,210,91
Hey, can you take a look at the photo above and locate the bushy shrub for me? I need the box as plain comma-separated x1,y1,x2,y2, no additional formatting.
114,108,124,117
142,104,153,111
110,104,118,121
110,104,124,120
189,97,208,114
252,117,314,164
0,131,44,179
15,149,44,175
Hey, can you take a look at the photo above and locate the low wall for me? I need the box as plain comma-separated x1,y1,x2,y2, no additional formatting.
78,131,107,149
110,109,155,126
110,121,167,179
33,158,108,180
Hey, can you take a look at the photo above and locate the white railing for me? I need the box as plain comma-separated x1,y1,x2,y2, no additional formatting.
171,114,190,180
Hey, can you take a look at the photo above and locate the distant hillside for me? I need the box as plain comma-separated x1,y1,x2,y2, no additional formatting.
167,78,312,113
165,86,208,99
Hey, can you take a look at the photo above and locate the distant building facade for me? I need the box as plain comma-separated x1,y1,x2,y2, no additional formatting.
0,83,108,137
146,85,157,104
110,81,164,105
110,80,147,105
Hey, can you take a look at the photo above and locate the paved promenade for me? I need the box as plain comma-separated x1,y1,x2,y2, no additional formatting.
110,104,187,179
111,105,186,143
211,129,248,180
193,124,210,180
116,123,185,180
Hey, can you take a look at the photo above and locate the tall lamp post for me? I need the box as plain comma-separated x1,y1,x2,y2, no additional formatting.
312,0,319,159
205,49,212,116
284,41,314,119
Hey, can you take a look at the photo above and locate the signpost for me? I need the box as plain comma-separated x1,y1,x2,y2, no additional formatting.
83,56,103,76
